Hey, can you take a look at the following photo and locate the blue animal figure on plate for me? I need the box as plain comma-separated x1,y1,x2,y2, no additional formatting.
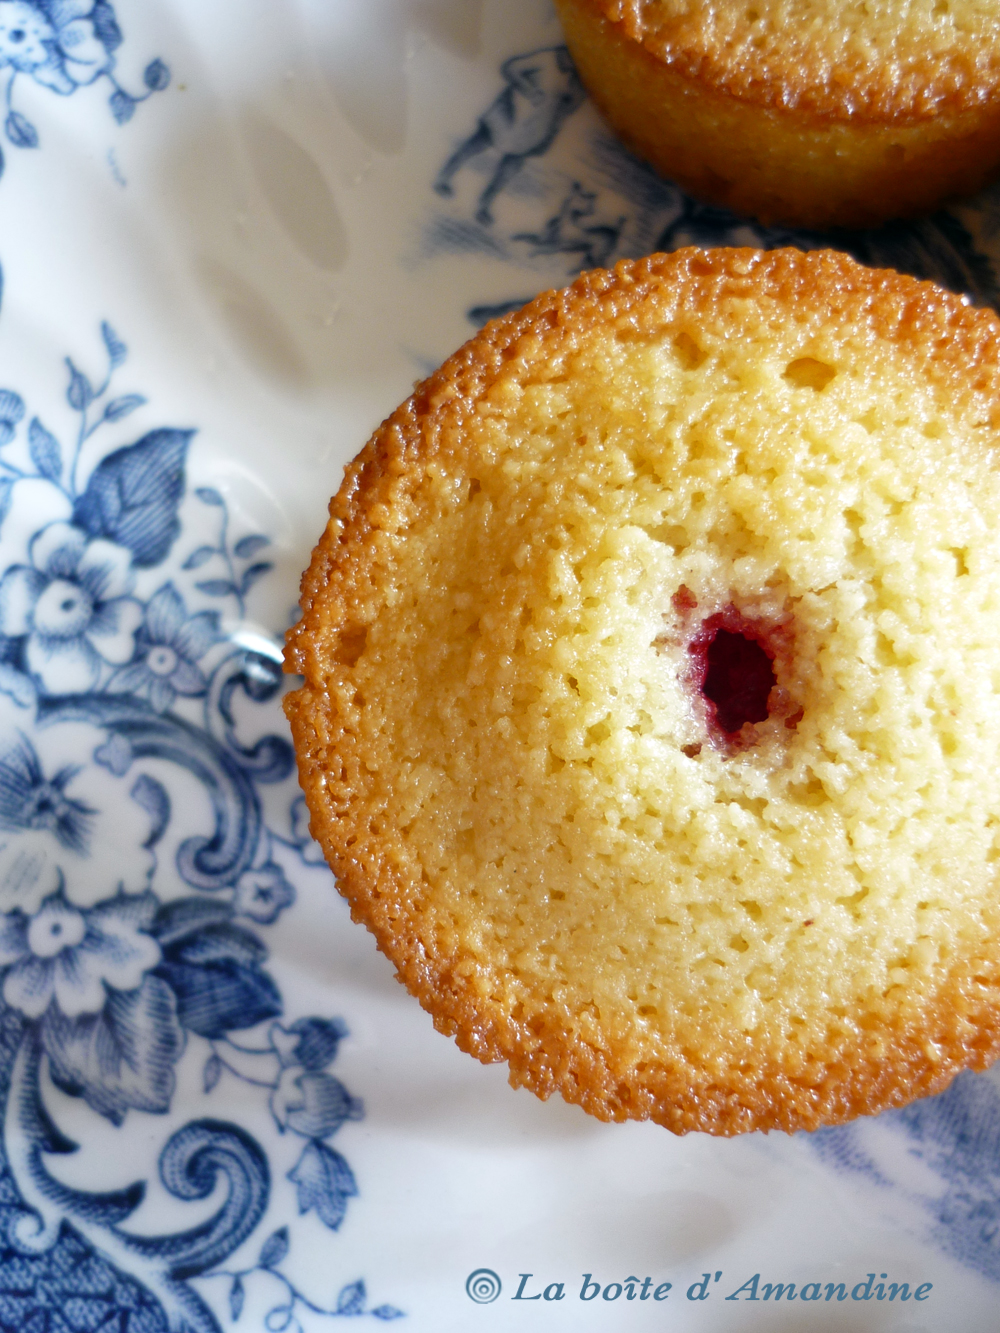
512,181,625,271
434,46,585,225
442,45,1000,331
0,324,402,1330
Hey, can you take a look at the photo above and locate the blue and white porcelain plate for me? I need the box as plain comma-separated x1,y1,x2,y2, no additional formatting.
1,2,1000,1330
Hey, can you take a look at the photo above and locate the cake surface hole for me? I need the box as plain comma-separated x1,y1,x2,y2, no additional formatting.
783,357,836,391
334,626,367,666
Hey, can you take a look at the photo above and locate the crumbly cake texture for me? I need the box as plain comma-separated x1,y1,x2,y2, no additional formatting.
286,248,1000,1135
553,0,1000,228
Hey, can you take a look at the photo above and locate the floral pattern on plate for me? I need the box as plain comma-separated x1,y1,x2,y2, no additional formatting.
0,325,403,1330
0,0,169,155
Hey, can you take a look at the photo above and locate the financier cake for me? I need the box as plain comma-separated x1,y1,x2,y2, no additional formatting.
553,0,1000,228
285,248,1000,1135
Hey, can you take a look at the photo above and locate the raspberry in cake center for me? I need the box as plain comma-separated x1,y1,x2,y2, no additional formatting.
690,608,780,741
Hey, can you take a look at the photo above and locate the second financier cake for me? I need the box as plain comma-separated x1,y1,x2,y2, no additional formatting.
286,248,1000,1134
553,0,1000,228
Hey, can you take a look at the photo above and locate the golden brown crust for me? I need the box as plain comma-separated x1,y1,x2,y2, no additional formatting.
553,0,1000,227
285,249,1000,1135
590,0,1000,122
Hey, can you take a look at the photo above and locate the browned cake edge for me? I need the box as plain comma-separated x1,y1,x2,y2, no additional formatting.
285,248,1000,1135
589,0,1000,120
554,0,1000,228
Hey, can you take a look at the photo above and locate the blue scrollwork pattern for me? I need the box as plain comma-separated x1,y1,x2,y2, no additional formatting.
0,326,402,1329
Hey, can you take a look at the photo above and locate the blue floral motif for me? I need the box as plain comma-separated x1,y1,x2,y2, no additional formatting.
0,326,402,1330
183,491,273,622
108,582,219,712
233,862,295,924
204,1016,363,1202
214,1229,404,1330
0,889,160,1018
0,1,115,94
154,899,282,1041
0,0,169,166
0,521,143,693
205,1018,404,1328
0,731,154,911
